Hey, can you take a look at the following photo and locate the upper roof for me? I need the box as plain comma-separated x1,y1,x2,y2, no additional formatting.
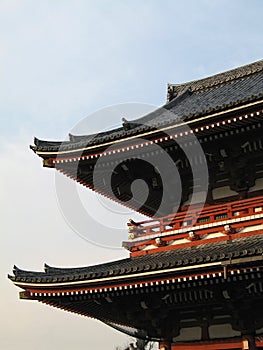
32,59,263,154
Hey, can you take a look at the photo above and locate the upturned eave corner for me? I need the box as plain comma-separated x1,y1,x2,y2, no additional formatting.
29,144,37,153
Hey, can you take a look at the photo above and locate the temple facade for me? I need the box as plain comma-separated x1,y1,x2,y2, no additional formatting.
9,60,263,350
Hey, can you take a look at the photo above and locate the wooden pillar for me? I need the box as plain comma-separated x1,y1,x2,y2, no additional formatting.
159,341,171,350
242,335,257,350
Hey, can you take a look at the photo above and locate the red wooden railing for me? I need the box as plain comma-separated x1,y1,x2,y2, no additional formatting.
128,196,263,238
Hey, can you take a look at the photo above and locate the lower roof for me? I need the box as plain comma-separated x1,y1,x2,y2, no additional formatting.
10,233,263,287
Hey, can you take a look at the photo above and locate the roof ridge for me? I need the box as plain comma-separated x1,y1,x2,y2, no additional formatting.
167,59,263,101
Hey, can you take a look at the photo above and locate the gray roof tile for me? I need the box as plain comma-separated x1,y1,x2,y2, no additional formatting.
31,59,263,153
10,234,263,284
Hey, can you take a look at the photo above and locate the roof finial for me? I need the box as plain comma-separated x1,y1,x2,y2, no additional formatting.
122,117,130,131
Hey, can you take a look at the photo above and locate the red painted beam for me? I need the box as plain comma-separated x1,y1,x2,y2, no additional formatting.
171,341,240,349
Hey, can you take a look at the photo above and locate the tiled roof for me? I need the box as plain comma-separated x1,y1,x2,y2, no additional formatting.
10,233,263,285
167,59,263,97
31,59,263,153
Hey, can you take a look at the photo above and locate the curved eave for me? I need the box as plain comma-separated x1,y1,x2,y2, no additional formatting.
9,256,263,305
32,99,263,160
9,233,263,290
10,261,225,290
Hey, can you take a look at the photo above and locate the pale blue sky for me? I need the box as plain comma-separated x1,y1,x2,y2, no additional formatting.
1,1,263,349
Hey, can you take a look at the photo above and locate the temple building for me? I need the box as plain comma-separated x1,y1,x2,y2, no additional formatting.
9,60,263,349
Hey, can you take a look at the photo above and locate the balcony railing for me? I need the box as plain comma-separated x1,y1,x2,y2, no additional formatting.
127,196,263,239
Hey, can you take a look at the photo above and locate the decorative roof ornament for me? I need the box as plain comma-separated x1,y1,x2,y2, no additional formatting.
122,117,130,131
167,59,263,102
